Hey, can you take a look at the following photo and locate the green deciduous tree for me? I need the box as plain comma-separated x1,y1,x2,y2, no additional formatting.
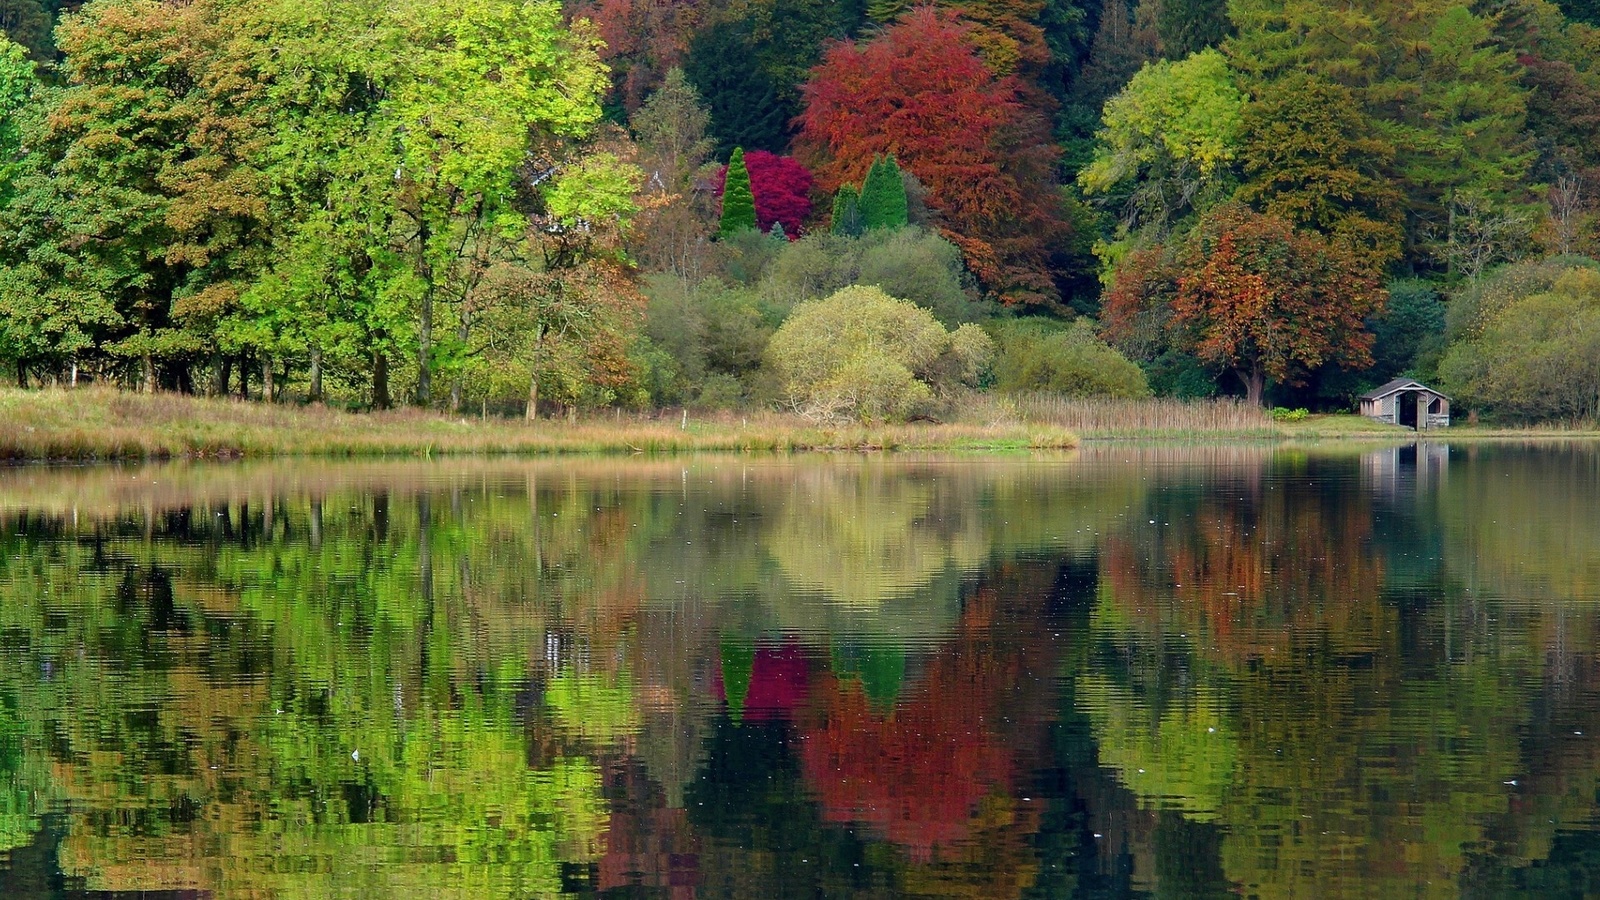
1440,264,1600,421
1226,0,1534,272
1079,48,1244,244
1235,72,1403,269
0,36,32,203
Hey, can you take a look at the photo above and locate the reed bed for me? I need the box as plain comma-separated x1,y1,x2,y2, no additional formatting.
0,388,1077,460
1007,394,1282,439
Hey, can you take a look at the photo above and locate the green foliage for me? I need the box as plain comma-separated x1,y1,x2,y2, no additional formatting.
1225,0,1534,273
639,275,774,407
543,152,643,226
1269,406,1308,421
1079,48,1245,240
1440,264,1600,421
991,317,1152,397
759,227,983,327
684,20,791,156
1235,73,1403,268
1081,49,1244,192
1446,256,1600,343
0,0,51,60
1369,278,1445,380
0,36,31,202
631,67,714,190
859,154,909,231
718,147,759,238
1156,0,1230,57
831,185,863,236
766,284,994,422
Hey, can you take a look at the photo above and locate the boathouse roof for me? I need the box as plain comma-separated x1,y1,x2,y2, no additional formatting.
1358,378,1451,402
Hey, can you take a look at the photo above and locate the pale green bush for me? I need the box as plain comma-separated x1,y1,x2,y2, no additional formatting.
766,285,994,423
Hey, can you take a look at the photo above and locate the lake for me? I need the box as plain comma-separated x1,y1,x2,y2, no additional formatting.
1,443,1598,898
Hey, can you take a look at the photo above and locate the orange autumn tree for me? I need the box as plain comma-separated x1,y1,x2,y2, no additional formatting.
1108,204,1385,405
796,7,1071,307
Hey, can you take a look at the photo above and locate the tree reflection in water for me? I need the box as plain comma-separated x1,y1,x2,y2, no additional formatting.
0,448,1597,897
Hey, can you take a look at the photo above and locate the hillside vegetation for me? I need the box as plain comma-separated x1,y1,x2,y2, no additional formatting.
3,0,1600,425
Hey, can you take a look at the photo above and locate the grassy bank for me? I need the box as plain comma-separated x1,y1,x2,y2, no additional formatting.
6,388,1598,461
1011,396,1600,441
0,388,1078,460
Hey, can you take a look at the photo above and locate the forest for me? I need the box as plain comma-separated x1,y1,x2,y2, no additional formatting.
3,0,1600,422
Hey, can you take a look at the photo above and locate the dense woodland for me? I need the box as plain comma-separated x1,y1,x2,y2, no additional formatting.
3,0,1600,421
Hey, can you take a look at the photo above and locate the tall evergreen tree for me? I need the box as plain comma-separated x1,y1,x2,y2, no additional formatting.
718,147,758,237
859,155,909,230
684,20,791,156
1156,0,1229,58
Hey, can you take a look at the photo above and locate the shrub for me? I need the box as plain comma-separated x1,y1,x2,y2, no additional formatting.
1270,407,1309,421
766,285,994,422
758,226,982,325
991,319,1151,398
1440,265,1600,422
639,275,775,408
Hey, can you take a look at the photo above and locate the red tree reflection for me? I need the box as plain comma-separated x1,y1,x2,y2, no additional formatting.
796,580,1058,863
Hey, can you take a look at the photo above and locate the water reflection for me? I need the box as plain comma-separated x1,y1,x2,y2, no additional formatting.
0,446,1598,897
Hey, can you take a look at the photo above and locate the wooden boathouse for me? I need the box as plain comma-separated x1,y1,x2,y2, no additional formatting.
1358,378,1451,429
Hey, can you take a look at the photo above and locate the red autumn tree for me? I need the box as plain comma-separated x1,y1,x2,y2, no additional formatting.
712,150,814,237
796,7,1071,306
1171,206,1385,405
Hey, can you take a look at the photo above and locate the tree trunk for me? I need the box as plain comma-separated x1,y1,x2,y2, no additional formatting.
69,360,78,389
15,360,25,389
450,314,470,413
212,354,230,397
261,355,274,403
415,222,433,408
373,350,391,410
141,349,156,394
525,325,546,421
1239,366,1266,407
308,347,323,403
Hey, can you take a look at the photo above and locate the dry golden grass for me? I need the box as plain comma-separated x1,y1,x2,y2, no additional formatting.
1003,394,1282,439
0,387,1077,460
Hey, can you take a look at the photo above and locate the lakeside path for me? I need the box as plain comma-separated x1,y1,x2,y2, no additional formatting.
4,388,1597,461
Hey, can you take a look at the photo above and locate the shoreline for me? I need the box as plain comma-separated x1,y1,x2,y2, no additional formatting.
0,387,1078,460
3,388,1597,462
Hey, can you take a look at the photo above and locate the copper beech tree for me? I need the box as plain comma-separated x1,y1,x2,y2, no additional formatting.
1105,205,1386,405
796,8,1070,307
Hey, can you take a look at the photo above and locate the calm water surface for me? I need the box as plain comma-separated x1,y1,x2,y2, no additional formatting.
1,444,1599,898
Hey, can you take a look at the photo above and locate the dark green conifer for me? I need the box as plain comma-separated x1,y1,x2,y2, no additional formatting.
718,147,758,238
859,154,908,230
